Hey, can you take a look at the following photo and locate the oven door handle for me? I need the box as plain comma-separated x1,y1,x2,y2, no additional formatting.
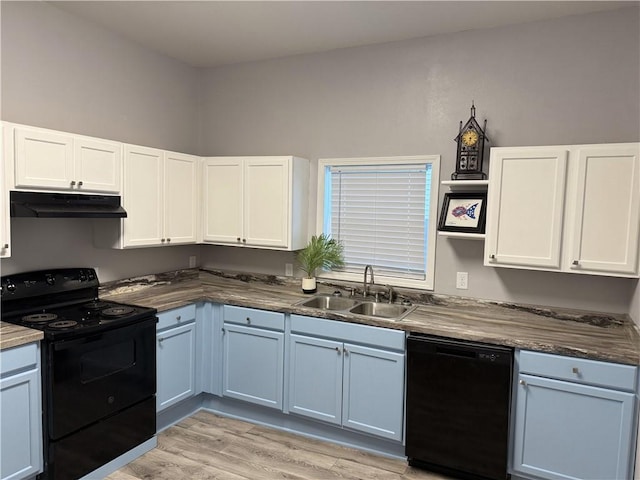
53,334,104,351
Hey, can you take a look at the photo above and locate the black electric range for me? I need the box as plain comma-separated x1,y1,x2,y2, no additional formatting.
1,268,158,480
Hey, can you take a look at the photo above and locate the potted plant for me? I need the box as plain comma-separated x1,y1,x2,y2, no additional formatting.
296,234,345,293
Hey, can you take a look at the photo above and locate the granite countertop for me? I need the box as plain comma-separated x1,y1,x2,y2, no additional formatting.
0,322,44,350
97,268,640,366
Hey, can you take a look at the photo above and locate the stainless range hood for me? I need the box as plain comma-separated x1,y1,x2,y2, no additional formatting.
10,191,127,218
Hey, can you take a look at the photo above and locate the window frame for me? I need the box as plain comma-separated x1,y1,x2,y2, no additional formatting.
315,155,440,290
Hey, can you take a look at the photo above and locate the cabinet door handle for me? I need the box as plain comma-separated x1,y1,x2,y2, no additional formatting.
221,328,225,334
246,317,251,324
519,379,526,386
237,237,241,242
2,244,8,249
335,347,341,354
161,238,166,243
343,348,349,356
176,315,181,322
489,254,496,260
167,238,171,243
572,260,579,266
242,238,247,243
70,180,76,186
572,367,580,374
78,181,83,186
158,337,164,343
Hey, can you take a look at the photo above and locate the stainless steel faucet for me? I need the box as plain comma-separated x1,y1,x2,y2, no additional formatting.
363,265,374,297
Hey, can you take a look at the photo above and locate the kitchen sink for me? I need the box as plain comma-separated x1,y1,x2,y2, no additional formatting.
295,295,416,321
348,302,413,319
296,295,359,311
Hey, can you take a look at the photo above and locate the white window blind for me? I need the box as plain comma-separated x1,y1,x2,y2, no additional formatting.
325,164,431,280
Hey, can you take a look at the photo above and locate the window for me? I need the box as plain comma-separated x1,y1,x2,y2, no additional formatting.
316,155,440,290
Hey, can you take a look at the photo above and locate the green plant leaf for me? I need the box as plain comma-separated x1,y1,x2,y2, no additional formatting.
296,234,344,278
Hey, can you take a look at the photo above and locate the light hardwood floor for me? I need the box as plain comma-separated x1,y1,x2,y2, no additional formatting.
106,411,452,480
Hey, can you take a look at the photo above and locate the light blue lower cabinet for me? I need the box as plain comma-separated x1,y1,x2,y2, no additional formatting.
287,330,405,442
288,334,344,425
512,351,638,480
341,343,404,441
157,322,197,412
0,343,43,480
222,323,285,410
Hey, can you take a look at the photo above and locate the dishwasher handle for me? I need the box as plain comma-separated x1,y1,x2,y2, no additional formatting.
407,334,513,365
435,345,477,359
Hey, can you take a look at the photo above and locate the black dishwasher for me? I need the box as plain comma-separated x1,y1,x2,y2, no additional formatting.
406,334,513,480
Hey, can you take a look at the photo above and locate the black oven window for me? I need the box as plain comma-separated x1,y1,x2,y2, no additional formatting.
80,340,136,383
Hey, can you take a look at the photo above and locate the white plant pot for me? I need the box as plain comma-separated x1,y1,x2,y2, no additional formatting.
301,277,317,294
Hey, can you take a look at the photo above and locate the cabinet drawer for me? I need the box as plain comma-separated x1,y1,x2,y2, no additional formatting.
0,343,38,377
157,304,196,331
223,305,284,330
290,315,405,351
519,350,637,392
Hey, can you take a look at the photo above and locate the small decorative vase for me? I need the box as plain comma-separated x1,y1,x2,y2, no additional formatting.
301,277,317,294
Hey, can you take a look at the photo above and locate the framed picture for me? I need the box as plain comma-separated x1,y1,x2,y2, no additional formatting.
438,192,487,234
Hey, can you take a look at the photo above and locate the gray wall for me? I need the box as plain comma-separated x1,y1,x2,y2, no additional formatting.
0,1,200,281
1,1,200,153
198,6,640,314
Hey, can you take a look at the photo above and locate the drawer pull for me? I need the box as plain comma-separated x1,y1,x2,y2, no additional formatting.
572,367,580,374
246,317,251,324
519,379,526,386
176,315,181,321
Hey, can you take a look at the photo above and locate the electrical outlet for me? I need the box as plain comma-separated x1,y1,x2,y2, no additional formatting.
456,272,468,290
189,256,197,268
285,263,294,276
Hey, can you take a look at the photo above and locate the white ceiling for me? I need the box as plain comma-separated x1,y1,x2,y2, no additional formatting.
52,1,636,68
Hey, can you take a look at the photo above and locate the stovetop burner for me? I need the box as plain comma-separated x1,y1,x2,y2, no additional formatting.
82,300,112,311
23,313,59,323
49,320,78,329
102,306,135,317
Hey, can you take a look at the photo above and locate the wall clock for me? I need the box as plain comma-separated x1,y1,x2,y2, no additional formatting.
453,103,489,180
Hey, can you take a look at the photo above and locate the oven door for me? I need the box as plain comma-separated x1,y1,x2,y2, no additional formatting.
46,317,157,440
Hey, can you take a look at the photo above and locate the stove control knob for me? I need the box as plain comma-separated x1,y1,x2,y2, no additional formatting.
79,272,87,282
6,281,16,293
45,275,56,286
87,271,96,281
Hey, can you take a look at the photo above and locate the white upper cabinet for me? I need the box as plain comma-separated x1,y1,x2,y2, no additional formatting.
485,143,640,277
202,158,243,244
10,123,121,193
485,148,568,270
73,137,121,193
202,156,309,250
96,146,199,248
569,145,639,275
164,151,199,245
1,124,11,259
122,145,165,247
